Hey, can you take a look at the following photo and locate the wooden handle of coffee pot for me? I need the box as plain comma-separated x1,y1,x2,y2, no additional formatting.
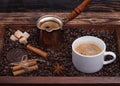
26,44,48,58
65,0,91,23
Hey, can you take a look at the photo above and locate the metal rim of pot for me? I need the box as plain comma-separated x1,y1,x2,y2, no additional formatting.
37,15,63,32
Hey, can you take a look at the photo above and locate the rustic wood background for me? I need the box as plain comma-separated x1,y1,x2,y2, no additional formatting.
0,12,119,25
0,0,120,85
0,0,119,12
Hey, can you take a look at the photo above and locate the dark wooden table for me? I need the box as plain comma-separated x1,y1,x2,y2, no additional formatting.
0,12,120,84
0,12,119,25
0,0,120,12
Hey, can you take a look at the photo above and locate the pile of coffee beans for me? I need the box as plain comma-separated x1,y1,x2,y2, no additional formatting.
0,26,119,76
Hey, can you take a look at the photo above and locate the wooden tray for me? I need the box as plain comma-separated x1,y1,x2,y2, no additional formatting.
0,24,120,84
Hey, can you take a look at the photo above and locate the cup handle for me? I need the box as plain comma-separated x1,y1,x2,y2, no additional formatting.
103,51,116,65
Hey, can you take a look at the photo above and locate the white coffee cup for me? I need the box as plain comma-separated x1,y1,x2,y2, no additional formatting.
72,36,116,73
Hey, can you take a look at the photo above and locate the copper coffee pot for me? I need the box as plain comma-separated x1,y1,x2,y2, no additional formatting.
37,0,91,49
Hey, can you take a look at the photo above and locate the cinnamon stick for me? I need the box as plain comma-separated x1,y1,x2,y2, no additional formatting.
26,44,48,58
13,64,38,76
11,60,37,71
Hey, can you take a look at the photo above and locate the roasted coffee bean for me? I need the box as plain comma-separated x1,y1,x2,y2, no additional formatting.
0,27,119,76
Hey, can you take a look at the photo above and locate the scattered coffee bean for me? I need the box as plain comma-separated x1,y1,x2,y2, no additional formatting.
0,26,119,76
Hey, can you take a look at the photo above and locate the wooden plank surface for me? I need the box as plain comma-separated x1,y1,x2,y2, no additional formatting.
0,25,5,53
0,76,120,84
0,0,119,12
0,12,120,84
116,28,120,59
0,12,119,25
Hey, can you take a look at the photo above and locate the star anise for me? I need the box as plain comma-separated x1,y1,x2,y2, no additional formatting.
53,64,64,74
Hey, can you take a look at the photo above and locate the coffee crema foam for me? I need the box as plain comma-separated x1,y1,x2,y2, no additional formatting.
40,20,60,31
75,43,102,56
